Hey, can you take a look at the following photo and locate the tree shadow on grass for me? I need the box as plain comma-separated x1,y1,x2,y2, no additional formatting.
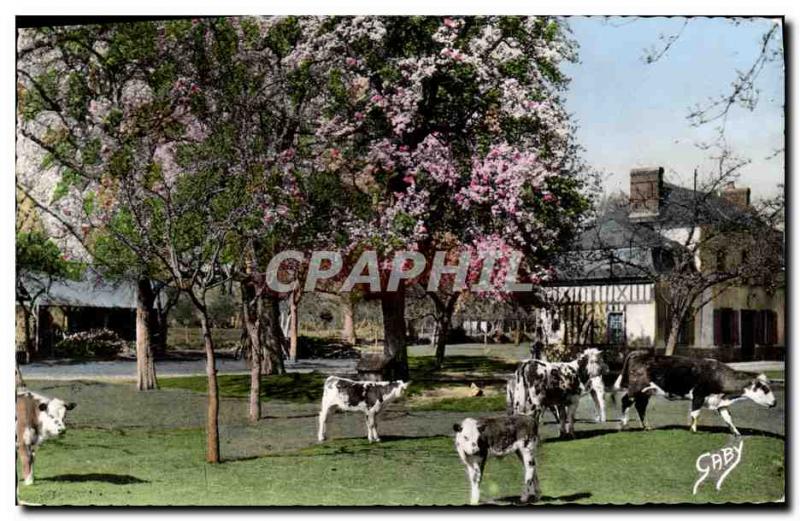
39,473,148,485
542,424,784,444
491,492,592,505
542,428,619,443
654,424,785,440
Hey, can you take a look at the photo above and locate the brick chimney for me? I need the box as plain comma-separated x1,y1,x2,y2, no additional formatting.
720,182,751,208
629,167,664,220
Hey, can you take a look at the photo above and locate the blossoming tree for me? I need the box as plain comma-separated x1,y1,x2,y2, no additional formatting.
305,16,591,377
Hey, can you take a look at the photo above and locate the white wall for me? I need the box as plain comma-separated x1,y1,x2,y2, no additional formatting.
625,302,656,346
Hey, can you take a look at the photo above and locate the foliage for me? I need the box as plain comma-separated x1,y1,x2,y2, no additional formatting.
53,328,128,359
301,16,591,298
16,231,82,279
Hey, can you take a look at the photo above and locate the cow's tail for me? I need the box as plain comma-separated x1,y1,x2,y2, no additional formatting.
613,352,633,391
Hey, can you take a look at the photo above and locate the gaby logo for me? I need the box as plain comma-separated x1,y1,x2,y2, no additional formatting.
693,439,744,495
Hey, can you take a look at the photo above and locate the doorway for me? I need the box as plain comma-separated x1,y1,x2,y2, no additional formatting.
740,310,755,361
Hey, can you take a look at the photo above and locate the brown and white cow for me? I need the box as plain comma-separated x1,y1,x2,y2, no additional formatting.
614,350,776,435
16,391,76,485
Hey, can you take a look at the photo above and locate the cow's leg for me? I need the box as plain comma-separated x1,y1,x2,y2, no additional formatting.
620,394,634,429
718,407,741,436
519,446,541,503
689,395,704,433
549,405,560,425
590,377,606,422
317,403,335,442
566,397,579,437
25,447,34,486
634,394,651,430
366,411,380,442
464,455,484,505
19,443,33,486
556,405,569,438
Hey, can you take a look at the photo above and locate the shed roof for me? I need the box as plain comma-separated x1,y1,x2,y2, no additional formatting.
20,272,137,309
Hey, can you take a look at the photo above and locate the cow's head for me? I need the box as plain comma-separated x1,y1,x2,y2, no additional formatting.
453,418,481,455
577,348,607,381
391,380,410,400
743,374,776,408
38,398,77,438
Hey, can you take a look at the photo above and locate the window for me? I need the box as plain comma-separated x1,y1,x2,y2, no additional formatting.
754,310,778,346
713,308,739,346
607,312,625,345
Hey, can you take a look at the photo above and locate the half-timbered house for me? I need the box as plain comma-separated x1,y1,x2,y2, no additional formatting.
540,167,784,361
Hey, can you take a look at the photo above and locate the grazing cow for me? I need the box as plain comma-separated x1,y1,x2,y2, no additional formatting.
317,376,409,443
16,391,76,485
507,348,607,437
453,416,540,505
614,351,777,435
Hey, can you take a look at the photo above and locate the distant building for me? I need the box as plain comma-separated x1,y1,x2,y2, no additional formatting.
540,167,784,362
16,272,137,361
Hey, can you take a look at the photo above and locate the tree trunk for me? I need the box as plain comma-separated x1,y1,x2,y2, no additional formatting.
15,365,25,389
151,294,169,358
664,315,683,356
240,280,262,423
341,294,357,346
22,305,34,363
198,308,220,463
136,278,158,390
262,295,286,375
380,288,408,380
288,289,300,362
434,314,450,369
432,294,457,369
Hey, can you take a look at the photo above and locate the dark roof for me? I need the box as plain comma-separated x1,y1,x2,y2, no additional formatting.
655,183,756,227
551,180,758,283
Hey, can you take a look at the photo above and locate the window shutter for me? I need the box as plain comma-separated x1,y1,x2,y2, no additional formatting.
713,309,722,346
768,310,778,346
755,311,764,345
731,310,740,346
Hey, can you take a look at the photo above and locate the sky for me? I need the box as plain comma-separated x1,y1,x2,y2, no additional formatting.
562,17,785,200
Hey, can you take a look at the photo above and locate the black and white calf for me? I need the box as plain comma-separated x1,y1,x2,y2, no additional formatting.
507,348,607,437
614,351,777,434
317,376,409,443
453,416,540,505
16,391,76,485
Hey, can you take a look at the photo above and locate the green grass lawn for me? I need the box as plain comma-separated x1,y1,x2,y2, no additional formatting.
763,370,785,381
159,372,330,404
17,426,783,506
157,354,516,410
18,351,785,506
